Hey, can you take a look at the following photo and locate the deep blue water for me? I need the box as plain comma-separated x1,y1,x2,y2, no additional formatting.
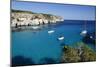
12,20,96,64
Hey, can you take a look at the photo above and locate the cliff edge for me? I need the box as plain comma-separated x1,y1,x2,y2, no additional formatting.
11,9,64,27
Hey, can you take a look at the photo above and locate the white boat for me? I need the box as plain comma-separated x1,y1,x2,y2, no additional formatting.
80,30,87,36
32,26,40,29
90,36,93,39
58,36,64,41
48,30,55,34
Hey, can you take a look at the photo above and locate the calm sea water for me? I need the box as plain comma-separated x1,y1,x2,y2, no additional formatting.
11,20,96,64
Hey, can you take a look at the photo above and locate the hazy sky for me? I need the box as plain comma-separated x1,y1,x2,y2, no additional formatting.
12,1,96,20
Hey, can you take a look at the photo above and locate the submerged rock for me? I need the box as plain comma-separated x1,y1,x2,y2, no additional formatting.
12,55,35,67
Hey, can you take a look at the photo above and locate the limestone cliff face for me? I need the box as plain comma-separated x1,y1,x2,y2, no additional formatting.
11,10,64,27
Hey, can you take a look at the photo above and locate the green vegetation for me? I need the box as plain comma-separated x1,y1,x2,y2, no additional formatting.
42,13,52,20
11,9,60,20
12,9,53,17
61,46,80,63
61,42,96,63
11,9,35,14
80,44,96,61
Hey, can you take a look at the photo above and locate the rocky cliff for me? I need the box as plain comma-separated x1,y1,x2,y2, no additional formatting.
11,10,64,27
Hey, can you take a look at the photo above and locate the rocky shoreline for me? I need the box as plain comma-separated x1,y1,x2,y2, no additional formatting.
11,10,64,28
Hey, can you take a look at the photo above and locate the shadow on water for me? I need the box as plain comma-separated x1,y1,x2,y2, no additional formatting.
82,32,96,45
39,57,59,64
60,42,67,46
11,55,35,67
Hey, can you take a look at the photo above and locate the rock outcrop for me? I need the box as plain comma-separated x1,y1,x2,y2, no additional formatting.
11,10,64,27
61,42,96,63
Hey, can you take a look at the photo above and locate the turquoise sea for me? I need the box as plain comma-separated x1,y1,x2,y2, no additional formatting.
11,20,96,64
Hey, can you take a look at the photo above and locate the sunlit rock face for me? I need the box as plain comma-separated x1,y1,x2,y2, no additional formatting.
11,10,64,27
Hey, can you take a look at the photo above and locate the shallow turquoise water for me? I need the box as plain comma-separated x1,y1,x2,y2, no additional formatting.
12,20,96,64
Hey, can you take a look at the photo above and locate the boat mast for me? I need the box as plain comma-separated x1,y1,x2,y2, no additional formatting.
84,20,86,30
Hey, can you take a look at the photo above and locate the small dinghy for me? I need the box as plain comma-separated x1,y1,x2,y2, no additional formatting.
58,36,65,41
48,30,55,34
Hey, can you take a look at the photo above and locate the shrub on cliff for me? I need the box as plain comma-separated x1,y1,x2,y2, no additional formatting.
61,46,80,63
80,44,96,61
75,42,96,62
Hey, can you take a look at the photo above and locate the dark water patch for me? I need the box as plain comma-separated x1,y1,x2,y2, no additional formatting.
11,55,35,67
39,57,59,64
82,32,96,45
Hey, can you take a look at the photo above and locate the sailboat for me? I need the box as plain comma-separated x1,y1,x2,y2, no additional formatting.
80,20,88,36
